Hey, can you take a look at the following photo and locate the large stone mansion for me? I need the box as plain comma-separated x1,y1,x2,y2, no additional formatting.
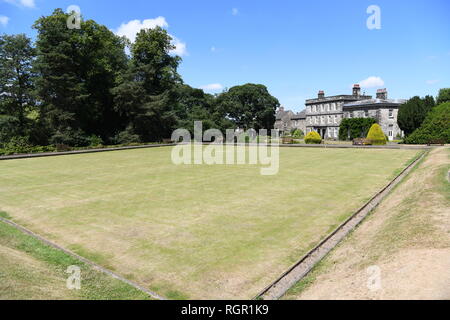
275,85,406,141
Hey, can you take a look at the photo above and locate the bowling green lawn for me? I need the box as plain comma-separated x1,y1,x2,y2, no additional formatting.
0,146,422,299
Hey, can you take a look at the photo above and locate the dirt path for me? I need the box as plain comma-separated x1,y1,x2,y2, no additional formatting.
284,147,450,300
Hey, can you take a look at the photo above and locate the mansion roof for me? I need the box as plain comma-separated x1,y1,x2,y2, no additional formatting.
292,110,306,120
305,95,372,104
343,98,407,109
275,109,306,121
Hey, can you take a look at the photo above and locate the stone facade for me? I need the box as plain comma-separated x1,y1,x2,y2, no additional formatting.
274,107,306,135
305,85,372,139
305,86,405,141
343,89,406,141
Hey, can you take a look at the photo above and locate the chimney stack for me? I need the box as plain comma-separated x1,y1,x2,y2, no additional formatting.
376,88,388,100
318,90,325,99
352,84,361,97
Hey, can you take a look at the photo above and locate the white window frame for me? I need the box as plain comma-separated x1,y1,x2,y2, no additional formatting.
389,109,394,119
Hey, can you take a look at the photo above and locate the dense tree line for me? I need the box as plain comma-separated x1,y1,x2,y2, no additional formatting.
397,95,435,137
0,9,279,151
404,102,450,144
398,90,449,144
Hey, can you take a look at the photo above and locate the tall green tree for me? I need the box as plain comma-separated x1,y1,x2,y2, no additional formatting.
33,9,128,146
215,84,279,131
404,102,450,144
398,95,435,136
174,84,217,134
113,27,181,142
0,34,36,143
437,88,450,104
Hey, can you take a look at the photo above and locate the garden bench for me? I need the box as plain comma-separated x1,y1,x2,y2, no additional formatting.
353,138,372,146
427,139,445,146
282,137,294,144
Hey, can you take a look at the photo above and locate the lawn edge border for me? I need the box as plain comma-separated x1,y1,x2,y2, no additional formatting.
0,143,430,161
0,143,176,161
255,149,430,300
0,216,166,300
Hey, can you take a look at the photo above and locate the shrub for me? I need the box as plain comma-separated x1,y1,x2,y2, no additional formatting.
304,131,322,144
404,102,450,144
88,135,103,147
55,144,72,152
0,136,57,156
113,128,141,144
291,129,304,139
3,136,32,154
50,129,91,147
366,124,387,145
339,118,377,141
29,145,57,153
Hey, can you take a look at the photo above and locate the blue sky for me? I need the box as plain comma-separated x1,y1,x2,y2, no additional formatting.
1,0,449,111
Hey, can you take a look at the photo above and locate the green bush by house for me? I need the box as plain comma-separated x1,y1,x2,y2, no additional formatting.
366,124,387,145
291,129,304,139
338,118,377,141
305,131,322,144
404,102,450,144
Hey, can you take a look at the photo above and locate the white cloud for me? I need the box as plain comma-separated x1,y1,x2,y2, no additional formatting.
359,76,385,88
232,8,239,16
4,0,35,8
0,15,9,27
171,36,187,56
115,17,168,42
210,46,223,53
115,17,187,56
426,79,439,85
200,83,224,92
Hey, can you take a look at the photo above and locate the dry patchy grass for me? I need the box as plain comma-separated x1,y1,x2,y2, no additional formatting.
284,147,450,300
0,146,420,299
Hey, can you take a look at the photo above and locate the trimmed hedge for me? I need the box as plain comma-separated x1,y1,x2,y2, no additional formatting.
305,131,322,144
0,141,163,157
366,124,387,145
0,144,57,156
404,102,450,144
339,118,377,141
